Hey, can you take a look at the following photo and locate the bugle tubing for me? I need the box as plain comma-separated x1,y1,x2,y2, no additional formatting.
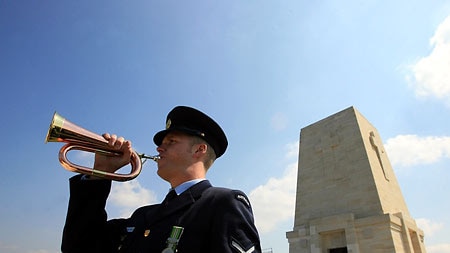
45,112,159,181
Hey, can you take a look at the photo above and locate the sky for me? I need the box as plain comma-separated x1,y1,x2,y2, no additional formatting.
1,1,450,252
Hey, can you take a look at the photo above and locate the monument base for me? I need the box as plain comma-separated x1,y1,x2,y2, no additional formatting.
286,212,425,253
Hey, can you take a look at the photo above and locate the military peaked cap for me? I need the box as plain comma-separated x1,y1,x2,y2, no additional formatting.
153,106,228,158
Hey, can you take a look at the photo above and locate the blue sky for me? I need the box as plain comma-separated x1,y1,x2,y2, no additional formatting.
1,1,450,252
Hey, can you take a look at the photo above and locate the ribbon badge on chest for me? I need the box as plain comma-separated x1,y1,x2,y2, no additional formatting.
161,226,184,253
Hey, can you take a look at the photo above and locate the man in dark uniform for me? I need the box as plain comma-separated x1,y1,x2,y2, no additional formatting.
61,106,261,253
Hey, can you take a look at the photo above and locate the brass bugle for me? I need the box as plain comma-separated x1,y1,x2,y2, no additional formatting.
45,112,160,181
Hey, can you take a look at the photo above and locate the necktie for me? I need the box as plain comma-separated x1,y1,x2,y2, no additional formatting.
163,190,177,205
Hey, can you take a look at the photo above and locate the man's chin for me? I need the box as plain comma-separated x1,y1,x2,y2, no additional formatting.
156,167,169,181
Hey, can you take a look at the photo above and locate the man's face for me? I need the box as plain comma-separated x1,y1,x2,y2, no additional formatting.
156,131,195,181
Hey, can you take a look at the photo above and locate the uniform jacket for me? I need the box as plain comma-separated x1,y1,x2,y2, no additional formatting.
61,175,261,253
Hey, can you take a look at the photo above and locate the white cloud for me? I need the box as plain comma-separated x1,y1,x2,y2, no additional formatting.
63,150,95,168
108,180,158,217
66,149,158,218
416,218,444,237
427,243,450,253
27,250,58,253
249,163,297,234
407,15,450,106
0,242,19,252
0,242,59,253
285,141,299,159
384,134,450,167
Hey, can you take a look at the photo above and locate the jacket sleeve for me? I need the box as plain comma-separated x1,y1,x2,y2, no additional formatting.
61,175,119,253
210,189,262,253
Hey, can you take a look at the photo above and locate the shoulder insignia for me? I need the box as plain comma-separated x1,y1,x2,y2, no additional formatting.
235,193,250,208
231,240,255,253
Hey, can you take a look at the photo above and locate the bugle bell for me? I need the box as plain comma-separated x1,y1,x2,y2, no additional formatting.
45,112,159,181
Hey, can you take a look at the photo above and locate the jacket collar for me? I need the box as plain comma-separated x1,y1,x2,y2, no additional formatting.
145,180,212,225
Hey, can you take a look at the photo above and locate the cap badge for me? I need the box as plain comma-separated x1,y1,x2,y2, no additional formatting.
166,119,172,129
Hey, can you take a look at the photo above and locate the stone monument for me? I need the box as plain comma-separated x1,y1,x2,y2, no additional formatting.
286,106,426,253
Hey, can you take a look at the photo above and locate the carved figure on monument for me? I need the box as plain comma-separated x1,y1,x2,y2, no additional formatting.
369,131,390,181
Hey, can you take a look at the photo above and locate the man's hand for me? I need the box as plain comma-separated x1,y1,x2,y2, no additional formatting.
93,133,133,174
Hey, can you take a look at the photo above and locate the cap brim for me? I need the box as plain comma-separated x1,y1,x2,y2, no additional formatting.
153,127,205,146
153,129,168,146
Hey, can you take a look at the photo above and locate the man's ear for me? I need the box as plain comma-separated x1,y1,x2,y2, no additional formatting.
198,144,207,153
194,143,207,156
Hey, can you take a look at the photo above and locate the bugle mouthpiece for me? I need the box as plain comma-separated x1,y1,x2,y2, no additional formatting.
150,155,160,161
139,154,160,162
